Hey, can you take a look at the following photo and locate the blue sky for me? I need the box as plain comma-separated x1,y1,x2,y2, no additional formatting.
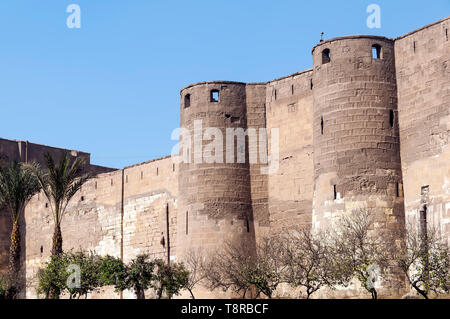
0,1,448,168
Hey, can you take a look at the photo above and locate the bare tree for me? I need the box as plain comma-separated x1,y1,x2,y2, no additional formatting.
183,248,207,299
385,223,449,299
330,209,387,299
247,236,286,299
202,237,286,299
282,227,349,299
202,240,256,299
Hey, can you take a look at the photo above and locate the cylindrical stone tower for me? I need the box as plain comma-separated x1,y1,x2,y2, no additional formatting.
177,81,256,265
311,36,406,295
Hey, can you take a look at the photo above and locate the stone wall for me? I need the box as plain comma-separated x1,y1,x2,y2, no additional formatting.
1,16,449,299
311,36,406,297
0,138,114,276
395,17,450,243
23,156,177,299
265,70,314,234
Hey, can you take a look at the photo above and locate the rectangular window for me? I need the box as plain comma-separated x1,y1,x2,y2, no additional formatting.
184,94,191,108
211,90,219,102
372,44,381,59
322,48,331,64
333,185,337,200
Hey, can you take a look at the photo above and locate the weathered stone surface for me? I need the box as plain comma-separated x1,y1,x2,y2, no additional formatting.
0,16,448,299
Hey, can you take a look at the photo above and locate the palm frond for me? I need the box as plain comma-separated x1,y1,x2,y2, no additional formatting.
0,161,41,221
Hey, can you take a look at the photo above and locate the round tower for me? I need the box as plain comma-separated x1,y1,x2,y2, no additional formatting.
312,36,404,229
311,36,405,295
176,81,255,264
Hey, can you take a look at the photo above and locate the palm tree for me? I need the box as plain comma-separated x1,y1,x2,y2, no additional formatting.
0,161,41,295
28,152,92,256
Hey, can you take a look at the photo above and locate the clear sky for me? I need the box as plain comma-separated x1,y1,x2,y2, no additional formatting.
0,1,448,168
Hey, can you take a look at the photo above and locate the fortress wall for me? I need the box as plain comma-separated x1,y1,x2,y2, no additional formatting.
0,138,22,162
395,17,450,243
24,169,123,298
0,138,113,276
265,70,315,234
245,83,270,241
23,155,177,299
122,156,178,265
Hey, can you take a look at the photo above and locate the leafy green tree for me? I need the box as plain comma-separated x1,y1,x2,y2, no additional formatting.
27,152,92,258
0,161,41,298
0,274,19,300
154,260,189,299
123,254,157,299
64,250,102,299
36,254,69,299
98,255,127,292
0,276,5,299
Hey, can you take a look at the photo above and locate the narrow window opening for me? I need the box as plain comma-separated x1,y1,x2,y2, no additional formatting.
172,164,175,172
389,110,394,128
45,203,48,208
186,211,189,235
274,89,277,100
141,171,143,180
245,219,250,233
156,167,159,176
40,246,43,254
446,29,448,41
320,116,324,135
291,84,294,95
372,44,382,59
413,41,416,53
184,94,191,108
111,179,113,186
95,181,97,189
210,90,219,102
420,204,428,238
81,196,84,201
322,48,331,64
333,185,337,200
310,79,313,90
395,182,400,197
